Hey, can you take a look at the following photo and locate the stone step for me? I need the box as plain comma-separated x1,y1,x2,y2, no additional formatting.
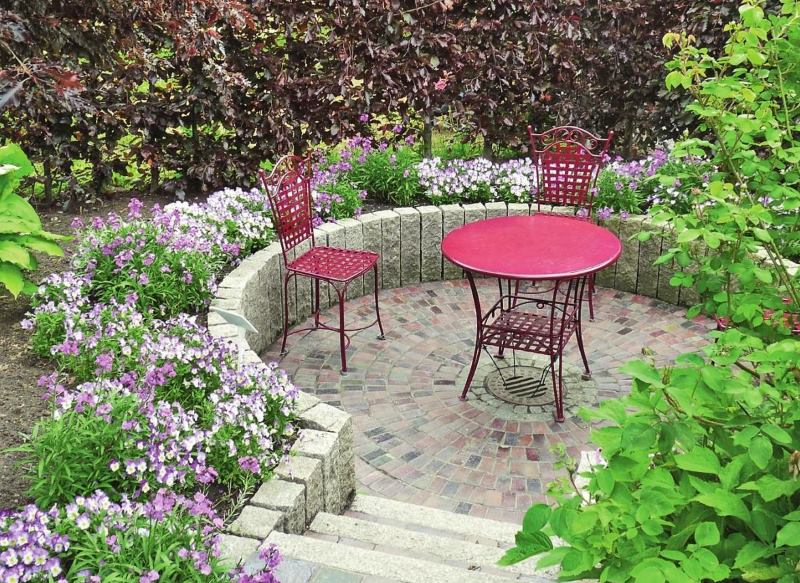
266,530,526,583
348,494,519,546
308,512,551,581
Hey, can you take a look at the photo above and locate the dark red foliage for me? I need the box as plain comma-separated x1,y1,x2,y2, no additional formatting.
0,0,737,203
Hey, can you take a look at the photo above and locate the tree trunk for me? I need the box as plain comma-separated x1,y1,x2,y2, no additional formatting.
482,135,493,161
150,163,160,194
422,116,433,159
42,158,53,207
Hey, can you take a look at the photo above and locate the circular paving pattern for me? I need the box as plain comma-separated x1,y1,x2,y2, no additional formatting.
262,280,713,524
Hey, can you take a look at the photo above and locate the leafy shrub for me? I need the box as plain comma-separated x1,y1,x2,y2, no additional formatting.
502,2,800,580
642,156,716,215
66,190,273,318
331,136,423,206
431,133,483,161
0,489,282,582
0,144,66,297
313,180,366,224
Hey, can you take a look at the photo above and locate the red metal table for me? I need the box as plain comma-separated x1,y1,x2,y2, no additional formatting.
441,214,622,420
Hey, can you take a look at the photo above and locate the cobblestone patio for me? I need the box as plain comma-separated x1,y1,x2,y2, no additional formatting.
262,279,712,524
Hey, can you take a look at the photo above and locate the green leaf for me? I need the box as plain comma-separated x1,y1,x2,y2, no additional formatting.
694,522,720,547
734,542,769,569
523,504,551,533
776,523,800,547
497,546,538,566
17,235,64,257
748,436,772,470
621,360,663,386
0,193,42,229
752,228,771,242
674,447,721,474
0,241,31,268
677,229,701,243
693,490,750,521
761,424,791,444
0,262,24,297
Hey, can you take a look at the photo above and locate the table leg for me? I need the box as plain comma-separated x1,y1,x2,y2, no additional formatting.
460,270,484,401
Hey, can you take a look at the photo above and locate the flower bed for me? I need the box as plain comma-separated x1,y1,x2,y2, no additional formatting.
11,192,296,580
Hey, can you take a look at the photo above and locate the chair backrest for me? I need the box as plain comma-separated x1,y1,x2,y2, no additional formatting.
528,126,614,215
258,154,315,264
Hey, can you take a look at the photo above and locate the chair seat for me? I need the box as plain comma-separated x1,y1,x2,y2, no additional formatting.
482,309,577,355
288,246,378,282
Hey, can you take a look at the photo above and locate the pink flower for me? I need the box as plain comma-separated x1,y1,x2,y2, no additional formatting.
434,77,448,91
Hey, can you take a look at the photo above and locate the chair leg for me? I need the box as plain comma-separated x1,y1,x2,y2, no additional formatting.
337,288,347,373
280,273,292,356
575,322,592,380
461,271,484,401
373,265,385,340
550,355,565,423
313,279,321,328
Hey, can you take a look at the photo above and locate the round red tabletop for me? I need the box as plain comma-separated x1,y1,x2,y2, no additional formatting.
441,215,622,280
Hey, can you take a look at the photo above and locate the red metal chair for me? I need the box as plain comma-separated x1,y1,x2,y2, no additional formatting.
526,126,614,321
528,125,614,217
258,155,385,373
468,276,591,422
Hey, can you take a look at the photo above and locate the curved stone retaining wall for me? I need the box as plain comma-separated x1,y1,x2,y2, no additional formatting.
210,202,796,554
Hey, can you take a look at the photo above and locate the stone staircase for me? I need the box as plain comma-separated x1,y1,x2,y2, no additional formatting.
223,494,554,583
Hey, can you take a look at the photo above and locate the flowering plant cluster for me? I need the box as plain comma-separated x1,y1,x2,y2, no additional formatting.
69,193,273,318
416,157,537,204
594,147,715,219
0,489,281,582
22,304,298,506
18,187,295,577
314,135,423,208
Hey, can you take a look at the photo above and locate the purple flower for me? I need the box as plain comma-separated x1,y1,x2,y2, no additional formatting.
620,210,630,220
359,113,369,123
138,273,149,285
139,570,159,583
128,198,144,219
71,217,84,230
392,124,403,134
597,207,613,221
238,456,261,474
576,207,589,219
95,352,114,374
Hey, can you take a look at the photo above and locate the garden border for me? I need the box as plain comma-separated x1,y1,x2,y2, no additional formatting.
209,202,797,561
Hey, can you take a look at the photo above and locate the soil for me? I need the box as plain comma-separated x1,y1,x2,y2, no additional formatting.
0,193,198,510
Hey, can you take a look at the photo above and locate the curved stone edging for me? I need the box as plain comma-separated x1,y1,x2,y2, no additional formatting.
208,202,798,553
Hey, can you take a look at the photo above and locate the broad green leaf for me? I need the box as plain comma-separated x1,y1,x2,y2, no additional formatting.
776,523,800,547
0,216,39,234
734,542,770,569
621,360,663,386
497,546,538,566
523,504,551,533
748,436,772,470
0,240,32,268
0,193,42,228
761,424,791,444
693,490,750,521
694,522,720,547
0,262,24,297
17,235,64,257
674,447,721,474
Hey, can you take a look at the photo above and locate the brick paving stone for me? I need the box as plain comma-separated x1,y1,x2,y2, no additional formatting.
263,280,712,523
